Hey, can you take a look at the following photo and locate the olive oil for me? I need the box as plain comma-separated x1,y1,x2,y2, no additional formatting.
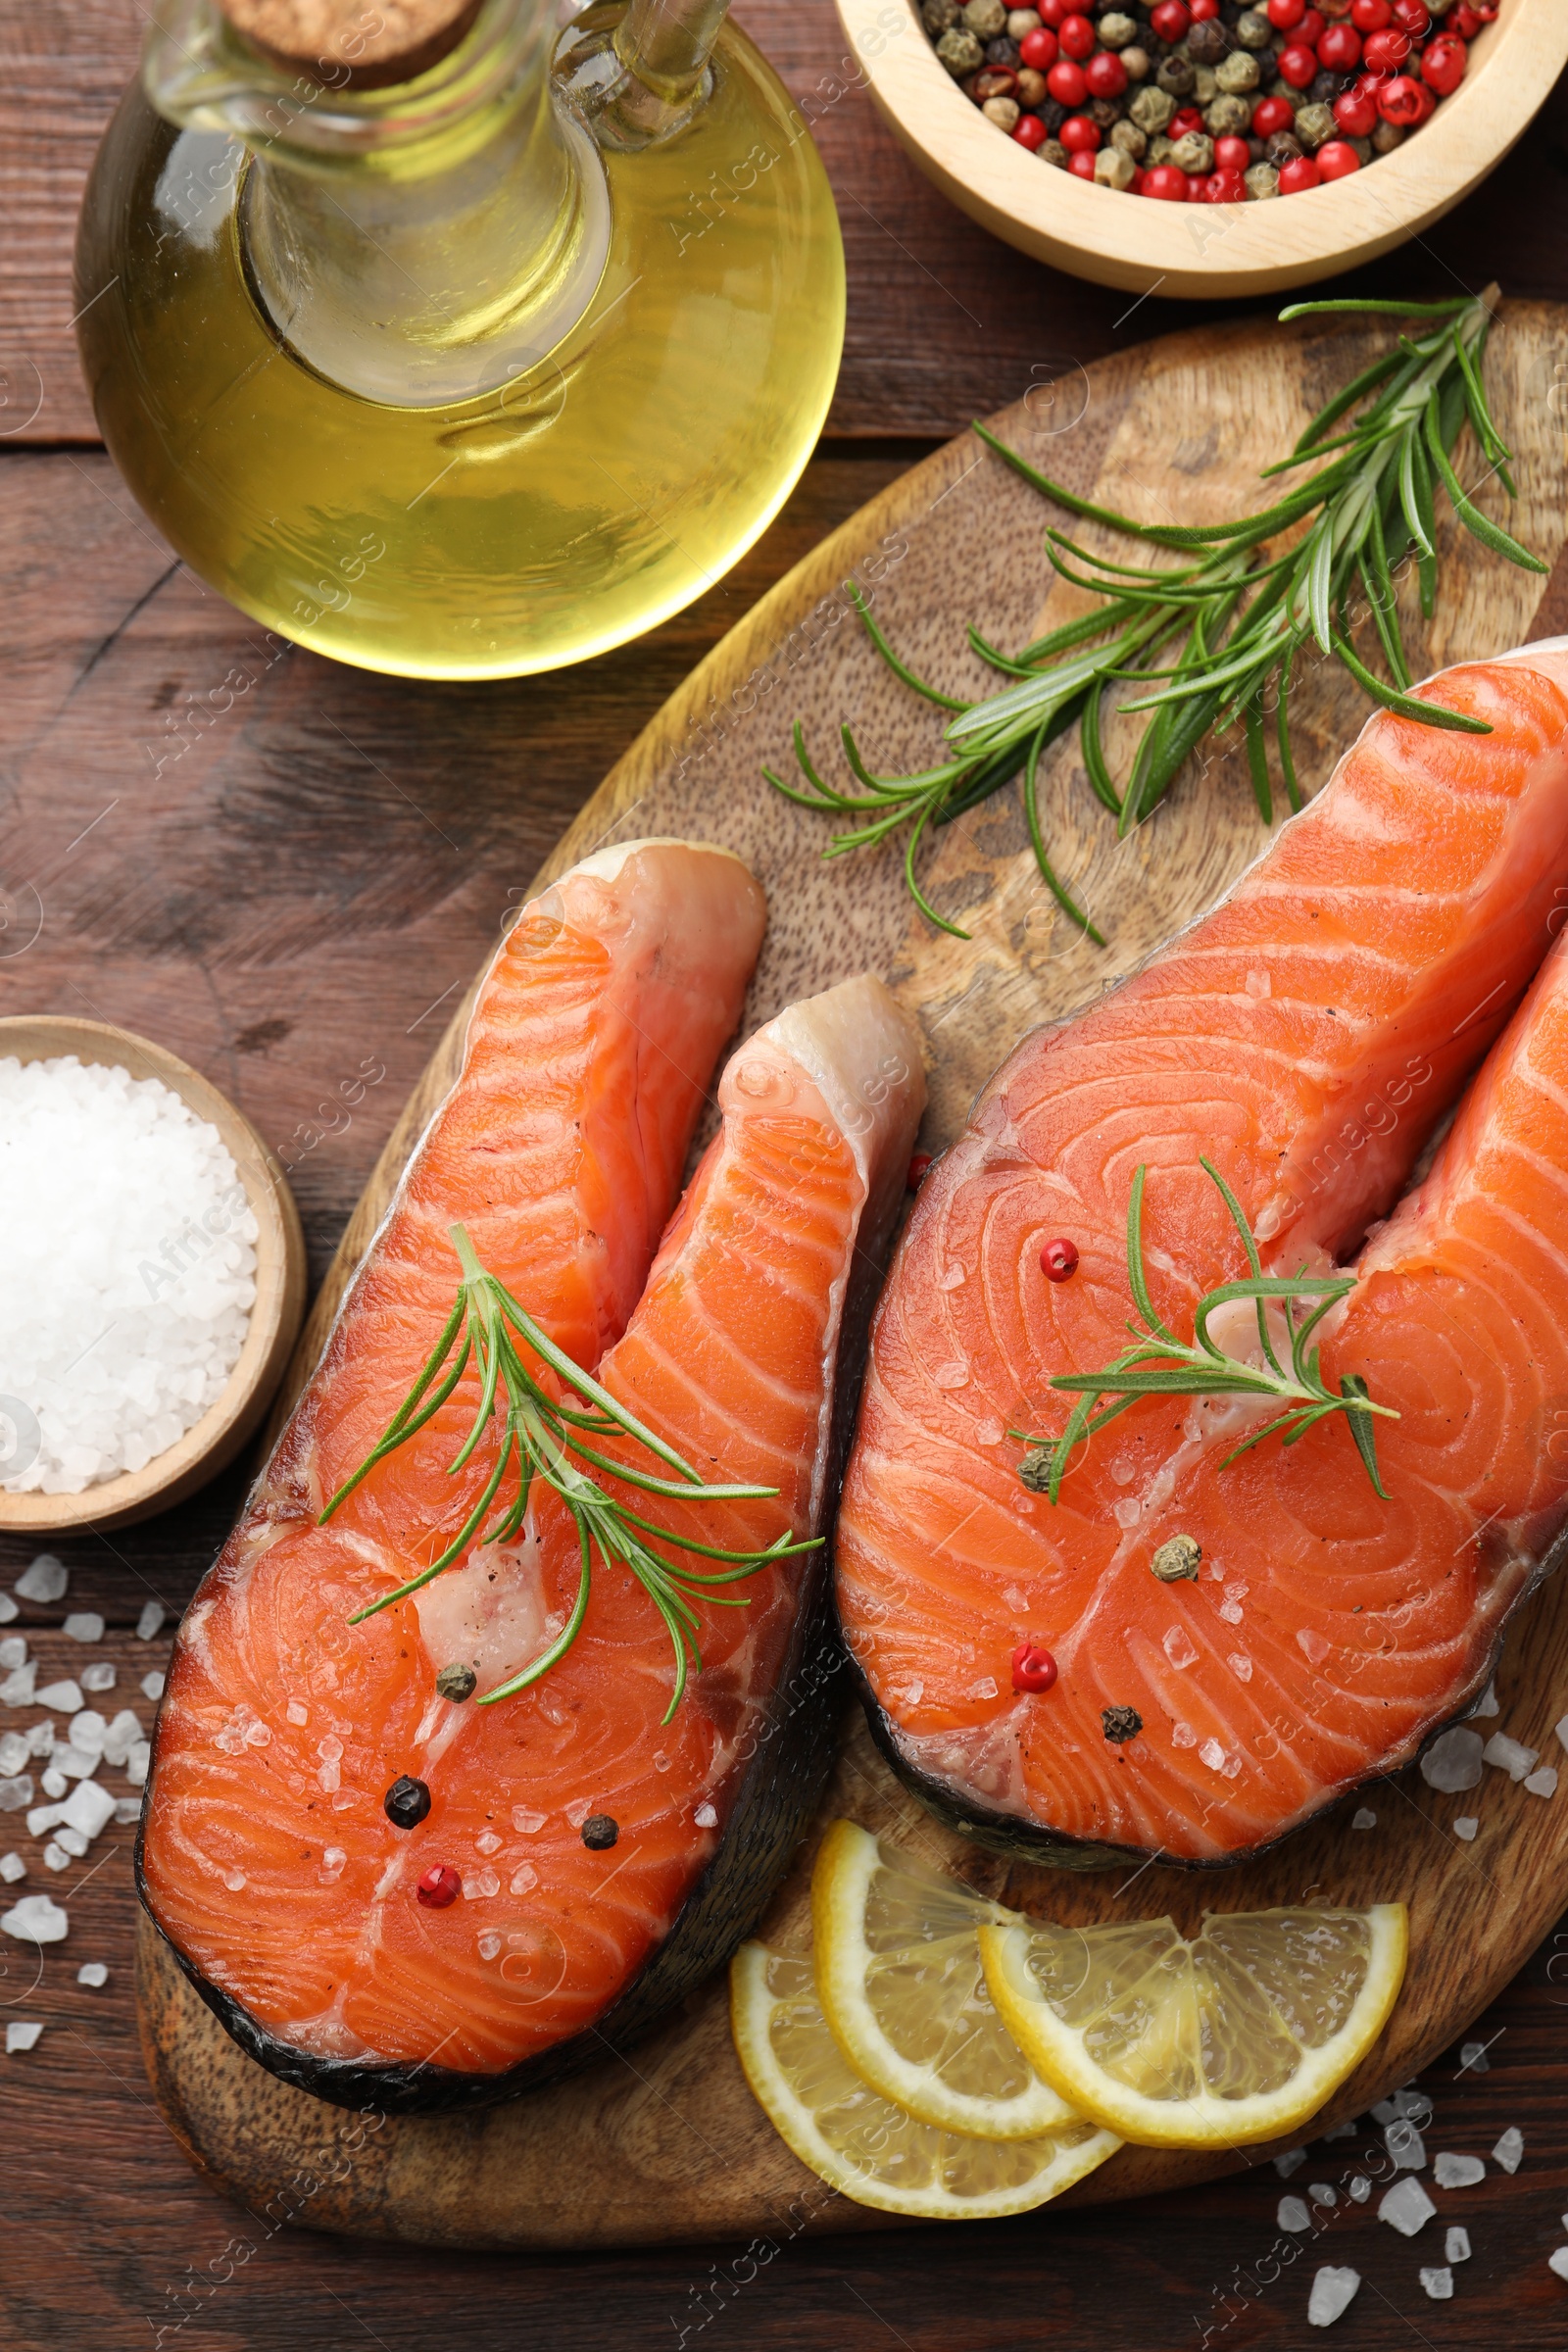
74,17,843,680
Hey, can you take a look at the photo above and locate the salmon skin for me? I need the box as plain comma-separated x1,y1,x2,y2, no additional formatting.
837,653,1568,1868
141,838,925,2111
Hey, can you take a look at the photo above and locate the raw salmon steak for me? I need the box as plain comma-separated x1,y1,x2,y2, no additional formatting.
141,838,925,2107
837,652,1568,1865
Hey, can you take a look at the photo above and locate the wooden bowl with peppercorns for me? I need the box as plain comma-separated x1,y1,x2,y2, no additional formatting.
835,0,1565,298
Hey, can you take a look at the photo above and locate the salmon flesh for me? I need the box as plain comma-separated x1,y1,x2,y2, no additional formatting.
141,842,925,2106
837,653,1568,1865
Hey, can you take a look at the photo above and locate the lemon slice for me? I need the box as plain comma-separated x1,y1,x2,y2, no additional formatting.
978,1903,1407,2149
810,1818,1078,2138
730,1941,1120,2218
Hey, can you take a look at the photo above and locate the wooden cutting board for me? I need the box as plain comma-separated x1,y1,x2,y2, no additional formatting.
137,299,1568,2249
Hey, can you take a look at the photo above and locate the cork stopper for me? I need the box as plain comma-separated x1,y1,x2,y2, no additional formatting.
219,0,485,87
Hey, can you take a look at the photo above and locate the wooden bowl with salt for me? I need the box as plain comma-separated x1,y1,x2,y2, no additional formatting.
0,1016,307,1536
835,0,1568,299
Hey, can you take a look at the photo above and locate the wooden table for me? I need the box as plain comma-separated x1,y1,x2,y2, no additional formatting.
3,6,1568,2344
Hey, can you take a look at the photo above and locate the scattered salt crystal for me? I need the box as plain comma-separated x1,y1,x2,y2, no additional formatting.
1322,2120,1358,2140
63,1612,104,1643
77,1961,108,1986
135,1600,165,1641
968,1676,998,1700
1556,1712,1568,1757
71,1712,107,1753
0,1853,22,1884
319,1847,347,1882
1278,2196,1311,2231
564,1798,593,1828
1309,2183,1338,2207
0,1776,34,1812
1549,2248,1568,2284
15,1556,67,1604
1379,2178,1436,2235
1172,1722,1197,1748
0,1060,259,1494
113,1798,141,1826
125,1740,150,1787
1473,1683,1499,1718
0,1637,24,1669
1453,1817,1479,1840
1275,2148,1308,2179
26,1720,53,1755
1419,2267,1453,2300
1227,1652,1252,1682
1113,1497,1140,1530
5,2021,42,2053
223,1870,245,1891
652,1750,671,1772
39,1769,66,1799
0,1663,36,1707
695,1801,718,1829
285,1698,307,1726
1307,2267,1360,2328
1483,1734,1539,1781
1162,1626,1198,1670
1351,1808,1376,1830
475,1831,502,1856
511,1807,547,1834
477,1931,503,1960
51,1745,99,1781
53,1827,87,1858
0,1734,26,1777
2,1892,67,1941
1458,2041,1491,2074
0,1594,15,1624
509,1862,538,1894
36,1680,81,1713
42,1843,70,1871
61,1781,116,1840
1446,2227,1470,2263
1492,2127,1523,2174
1200,1738,1226,1771
1348,2177,1370,2203
101,1711,142,1767
1526,1765,1559,1798
1386,2121,1426,2170
141,1672,165,1701
1298,1627,1328,1664
1219,1599,1244,1626
1373,2089,1430,2126
465,1868,500,1898
80,1662,116,1693
25,1806,64,1838
1421,1728,1484,1792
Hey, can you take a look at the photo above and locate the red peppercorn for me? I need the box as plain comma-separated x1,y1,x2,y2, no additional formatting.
1040,1236,1080,1281
1361,24,1411,67
1150,0,1191,40
1056,10,1097,58
1213,133,1251,170
1059,113,1101,151
1265,0,1305,24
1170,104,1205,135
416,1863,462,1908
906,1151,933,1190
1067,149,1097,177
1018,24,1058,66
1377,69,1426,122
1277,42,1319,86
1046,56,1087,104
1333,85,1378,134
1316,21,1361,68
1010,1642,1058,1694
1189,0,1220,18
1316,137,1362,176
1085,47,1128,96
1140,163,1189,199
1036,0,1073,21
1389,0,1429,31
1012,112,1048,148
1350,0,1390,24
1278,153,1323,190
1251,93,1297,136
1298,6,1326,40
1420,33,1466,94
1448,1,1484,32
1204,167,1249,201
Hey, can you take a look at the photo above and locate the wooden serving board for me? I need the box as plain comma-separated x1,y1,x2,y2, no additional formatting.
138,301,1568,2248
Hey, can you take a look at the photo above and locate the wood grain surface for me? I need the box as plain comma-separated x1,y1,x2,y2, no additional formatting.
132,301,1568,2255
4,0,1568,442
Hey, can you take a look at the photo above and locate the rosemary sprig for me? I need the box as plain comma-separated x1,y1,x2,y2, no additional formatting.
1014,1159,1396,1505
321,1226,816,1722
767,292,1543,938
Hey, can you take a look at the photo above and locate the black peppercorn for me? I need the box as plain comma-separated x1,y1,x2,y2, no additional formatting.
384,1775,432,1829
1102,1705,1143,1744
1039,96,1067,131
985,33,1020,65
1185,18,1227,65
1265,130,1303,167
1308,70,1343,107
436,1661,477,1702
581,1814,619,1850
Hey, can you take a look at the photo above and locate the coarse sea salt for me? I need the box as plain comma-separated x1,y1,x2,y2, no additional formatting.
1549,2248,1568,2284
1435,2153,1485,2188
1,1892,67,1942
5,2021,42,2054
1379,2178,1435,2236
1446,2227,1470,2263
1278,2195,1311,2231
1306,2268,1360,2328
1419,2268,1453,2300
77,1961,108,1987
1421,1727,1484,1792
1493,2127,1523,2174
0,1055,258,1494
63,1612,103,1643
1483,1734,1539,1782
15,1556,67,1603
